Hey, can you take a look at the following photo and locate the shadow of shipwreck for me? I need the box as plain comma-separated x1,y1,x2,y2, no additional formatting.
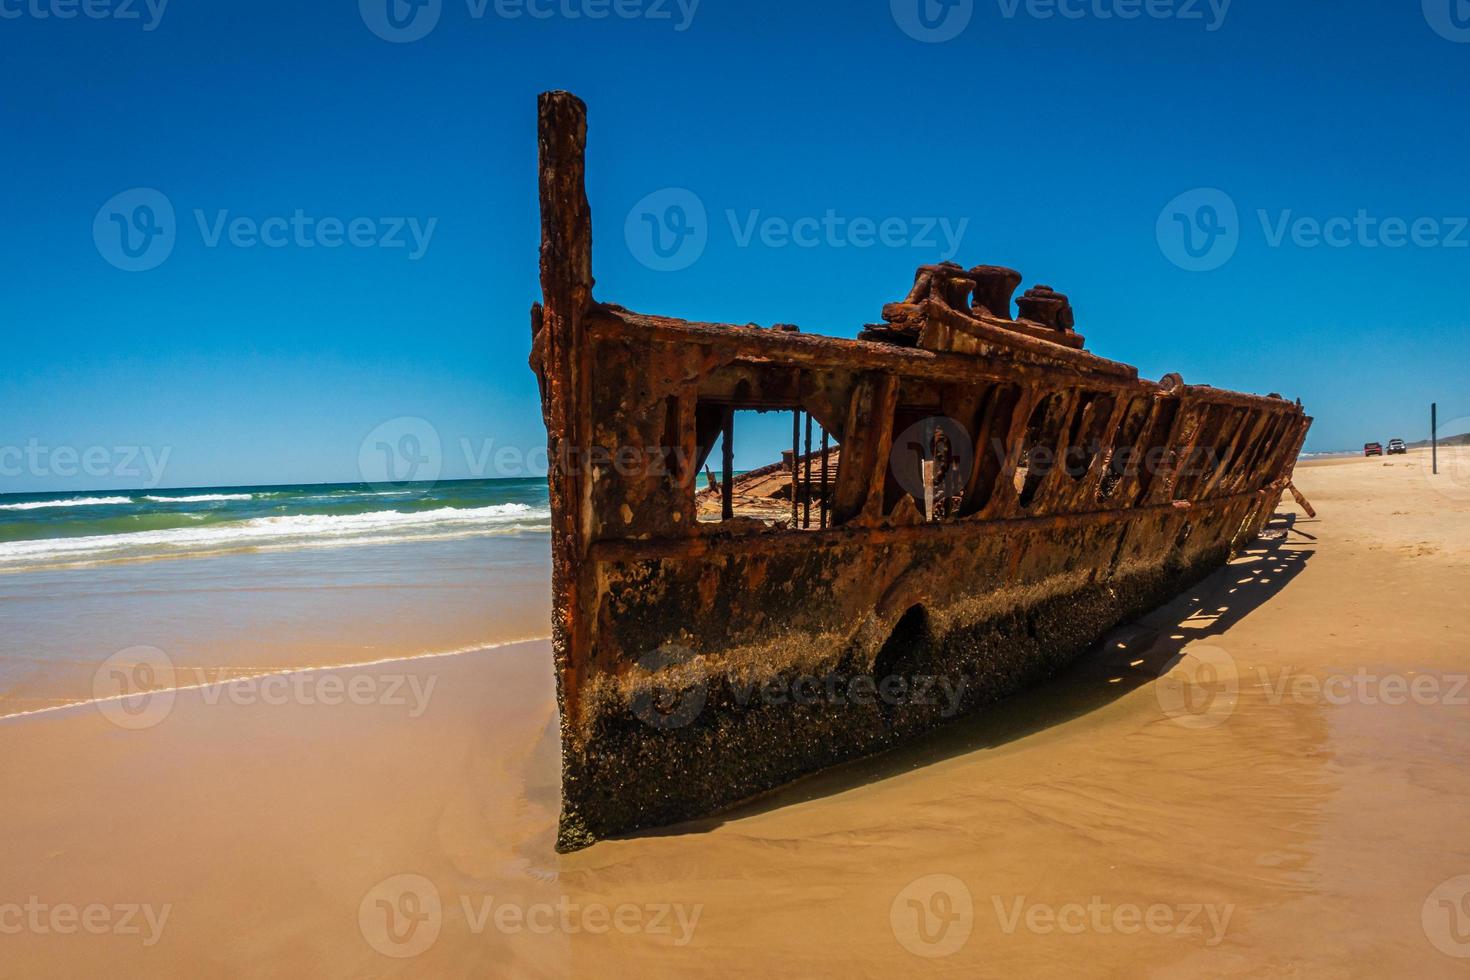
625,511,1317,842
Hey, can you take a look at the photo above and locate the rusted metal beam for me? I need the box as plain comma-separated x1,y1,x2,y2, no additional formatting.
1287,482,1317,518
722,410,734,522
588,481,1290,564
534,90,594,732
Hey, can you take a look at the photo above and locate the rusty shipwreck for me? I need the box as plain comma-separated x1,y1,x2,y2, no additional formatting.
530,91,1312,852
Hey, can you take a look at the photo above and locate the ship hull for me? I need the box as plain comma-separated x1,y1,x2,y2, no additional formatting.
557,492,1272,849
531,91,1311,852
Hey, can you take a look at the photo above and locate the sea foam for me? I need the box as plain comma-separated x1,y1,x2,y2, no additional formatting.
140,493,254,503
0,496,133,511
0,504,551,569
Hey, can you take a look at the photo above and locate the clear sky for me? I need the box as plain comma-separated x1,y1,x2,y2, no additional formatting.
3,0,1468,492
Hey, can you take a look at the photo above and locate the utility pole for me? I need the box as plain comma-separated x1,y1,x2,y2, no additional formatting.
1432,403,1438,476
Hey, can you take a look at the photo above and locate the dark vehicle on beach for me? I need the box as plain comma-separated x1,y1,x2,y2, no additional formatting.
1364,442,1383,457
1388,438,1407,455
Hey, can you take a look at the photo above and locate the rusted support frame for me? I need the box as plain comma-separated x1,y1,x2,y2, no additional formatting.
820,428,831,529
802,412,814,528
832,373,900,525
1081,395,1132,507
790,409,800,527
722,410,734,522
588,480,1290,564
585,312,1153,400
982,386,1047,521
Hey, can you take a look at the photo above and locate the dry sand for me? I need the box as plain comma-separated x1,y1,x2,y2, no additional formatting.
2,448,1469,977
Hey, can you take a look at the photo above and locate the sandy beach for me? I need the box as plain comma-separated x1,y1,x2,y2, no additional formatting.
3,448,1468,977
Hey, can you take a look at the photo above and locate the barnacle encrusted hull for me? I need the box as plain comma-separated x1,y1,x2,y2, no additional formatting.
530,91,1312,852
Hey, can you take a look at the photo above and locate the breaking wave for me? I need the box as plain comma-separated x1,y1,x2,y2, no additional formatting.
0,504,551,571
0,496,133,511
140,493,254,503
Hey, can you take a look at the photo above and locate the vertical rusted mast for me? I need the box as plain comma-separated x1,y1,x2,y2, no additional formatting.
537,91,594,729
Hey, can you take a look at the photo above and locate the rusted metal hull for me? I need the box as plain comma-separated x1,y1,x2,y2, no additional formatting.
530,92,1312,852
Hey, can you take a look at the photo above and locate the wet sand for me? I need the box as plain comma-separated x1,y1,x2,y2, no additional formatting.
0,535,552,721
2,449,1468,976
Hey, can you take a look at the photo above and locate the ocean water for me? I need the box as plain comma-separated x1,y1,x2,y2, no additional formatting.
0,479,551,573
0,480,554,718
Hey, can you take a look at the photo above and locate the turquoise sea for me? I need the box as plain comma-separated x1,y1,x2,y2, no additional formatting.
0,479,552,573
0,480,554,718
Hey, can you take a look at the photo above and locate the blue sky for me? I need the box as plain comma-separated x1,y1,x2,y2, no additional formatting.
2,0,1468,492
